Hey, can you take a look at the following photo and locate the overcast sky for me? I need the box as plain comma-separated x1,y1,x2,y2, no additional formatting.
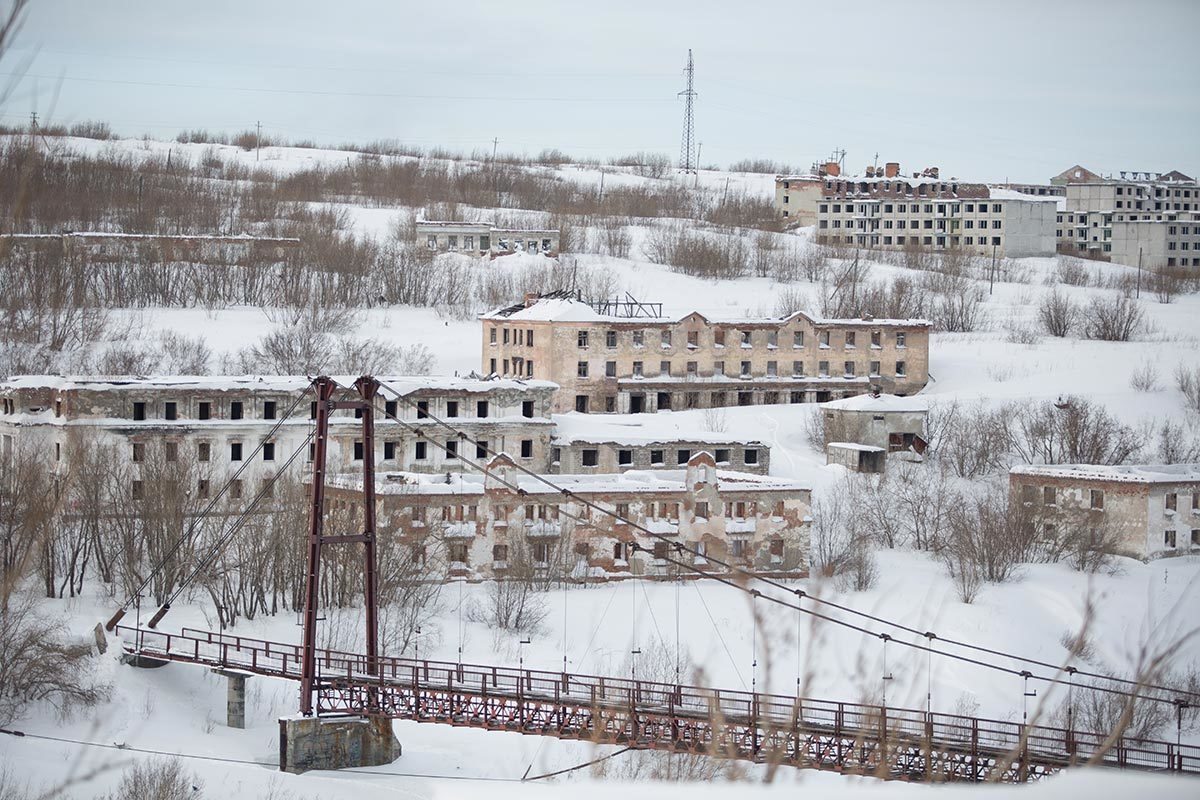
3,0,1197,182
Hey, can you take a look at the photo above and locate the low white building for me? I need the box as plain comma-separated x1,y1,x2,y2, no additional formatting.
416,221,561,257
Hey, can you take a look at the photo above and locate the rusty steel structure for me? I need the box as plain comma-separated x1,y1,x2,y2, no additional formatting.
299,375,381,715
117,626,1200,783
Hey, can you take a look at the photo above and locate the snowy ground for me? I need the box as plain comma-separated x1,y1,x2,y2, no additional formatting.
5,135,1200,797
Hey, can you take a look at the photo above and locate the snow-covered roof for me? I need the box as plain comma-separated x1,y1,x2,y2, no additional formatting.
482,297,930,327
330,467,807,496
1,375,558,395
1010,464,1200,484
828,442,885,453
823,393,929,413
985,188,1061,203
550,413,764,447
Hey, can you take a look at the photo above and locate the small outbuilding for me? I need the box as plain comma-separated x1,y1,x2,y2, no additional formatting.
821,391,928,459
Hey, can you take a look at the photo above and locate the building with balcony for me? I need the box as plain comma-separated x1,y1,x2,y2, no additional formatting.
325,450,810,582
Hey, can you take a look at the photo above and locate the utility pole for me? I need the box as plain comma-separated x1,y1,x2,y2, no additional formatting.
255,120,262,162
695,142,702,187
492,137,501,206
678,49,697,174
1132,245,1142,298
990,243,997,295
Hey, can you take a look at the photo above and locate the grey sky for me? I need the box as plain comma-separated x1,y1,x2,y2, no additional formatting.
4,0,1198,183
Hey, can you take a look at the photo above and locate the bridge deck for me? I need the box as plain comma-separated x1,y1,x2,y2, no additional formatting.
117,626,1200,783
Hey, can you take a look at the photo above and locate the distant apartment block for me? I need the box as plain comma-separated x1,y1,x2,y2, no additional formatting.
416,221,561,258
481,293,931,415
1052,167,1200,267
1010,464,1200,561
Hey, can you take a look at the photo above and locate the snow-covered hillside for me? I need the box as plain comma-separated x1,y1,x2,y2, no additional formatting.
3,134,1199,799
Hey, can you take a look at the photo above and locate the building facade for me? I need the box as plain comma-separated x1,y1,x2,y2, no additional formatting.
416,221,561,258
325,451,810,582
481,295,931,414
1009,464,1200,560
1053,169,1200,267
0,376,559,492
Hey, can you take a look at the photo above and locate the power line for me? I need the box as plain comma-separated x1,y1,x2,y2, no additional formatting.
0,72,675,104
372,379,1200,708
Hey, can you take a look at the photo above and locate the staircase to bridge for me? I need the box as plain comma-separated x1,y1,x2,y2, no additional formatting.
118,625,1200,783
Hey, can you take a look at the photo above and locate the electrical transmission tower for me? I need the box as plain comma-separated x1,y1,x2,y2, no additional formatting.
678,49,697,174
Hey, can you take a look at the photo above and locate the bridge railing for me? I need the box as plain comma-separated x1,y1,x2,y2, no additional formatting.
117,626,1200,775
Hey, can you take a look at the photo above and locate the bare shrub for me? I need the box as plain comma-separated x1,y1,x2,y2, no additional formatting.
1010,396,1143,466
941,486,1034,602
1055,259,1091,287
809,480,878,591
0,591,107,727
1081,293,1144,341
1176,364,1200,414
929,278,988,333
1004,318,1040,345
1037,288,1079,337
610,152,671,179
1050,681,1171,742
1157,419,1200,464
1129,362,1161,393
797,246,829,283
702,406,728,434
1150,268,1183,304
772,285,809,318
1059,629,1097,663
104,757,201,800
157,331,213,374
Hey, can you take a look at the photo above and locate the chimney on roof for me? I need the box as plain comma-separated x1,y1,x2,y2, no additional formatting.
865,165,876,178
824,161,840,177
927,166,940,179
524,292,539,308
884,162,899,179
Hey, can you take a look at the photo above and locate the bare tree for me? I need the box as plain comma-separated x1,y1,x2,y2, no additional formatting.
103,758,201,800
1010,396,1144,466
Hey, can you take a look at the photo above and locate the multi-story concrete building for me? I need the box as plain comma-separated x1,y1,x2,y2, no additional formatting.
481,294,931,414
1009,463,1200,560
326,451,810,582
416,221,561,258
0,376,559,492
821,392,928,463
777,160,1057,257
1053,168,1199,266
816,186,1057,258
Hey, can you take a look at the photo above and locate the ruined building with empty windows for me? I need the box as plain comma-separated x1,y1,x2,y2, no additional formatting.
1,373,810,580
481,293,930,415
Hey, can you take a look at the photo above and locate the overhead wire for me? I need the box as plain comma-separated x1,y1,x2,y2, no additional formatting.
105,379,315,629
373,379,1200,707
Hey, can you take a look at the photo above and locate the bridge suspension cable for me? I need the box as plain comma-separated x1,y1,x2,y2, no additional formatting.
104,379,316,631
374,379,1200,708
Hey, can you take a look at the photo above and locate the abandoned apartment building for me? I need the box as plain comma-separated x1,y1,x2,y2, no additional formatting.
774,160,1057,258
324,450,810,582
820,392,929,473
480,292,931,414
1009,463,1200,560
0,231,302,263
415,220,561,258
1,374,779,509
0,376,560,498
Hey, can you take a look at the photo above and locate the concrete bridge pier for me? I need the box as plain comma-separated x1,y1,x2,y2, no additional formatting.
278,715,401,774
212,669,251,728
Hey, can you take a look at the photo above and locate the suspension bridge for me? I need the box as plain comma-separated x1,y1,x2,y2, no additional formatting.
99,375,1200,784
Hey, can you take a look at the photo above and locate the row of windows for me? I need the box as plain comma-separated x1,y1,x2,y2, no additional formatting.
558,445,760,468
817,233,1002,248
822,180,964,196
1022,487,1200,513
1162,530,1200,548
127,436,539,464
820,202,1003,215
576,358,907,379
575,387,868,413
573,328,906,351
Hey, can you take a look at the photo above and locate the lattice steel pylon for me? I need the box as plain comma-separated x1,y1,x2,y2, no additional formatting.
678,49,697,174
